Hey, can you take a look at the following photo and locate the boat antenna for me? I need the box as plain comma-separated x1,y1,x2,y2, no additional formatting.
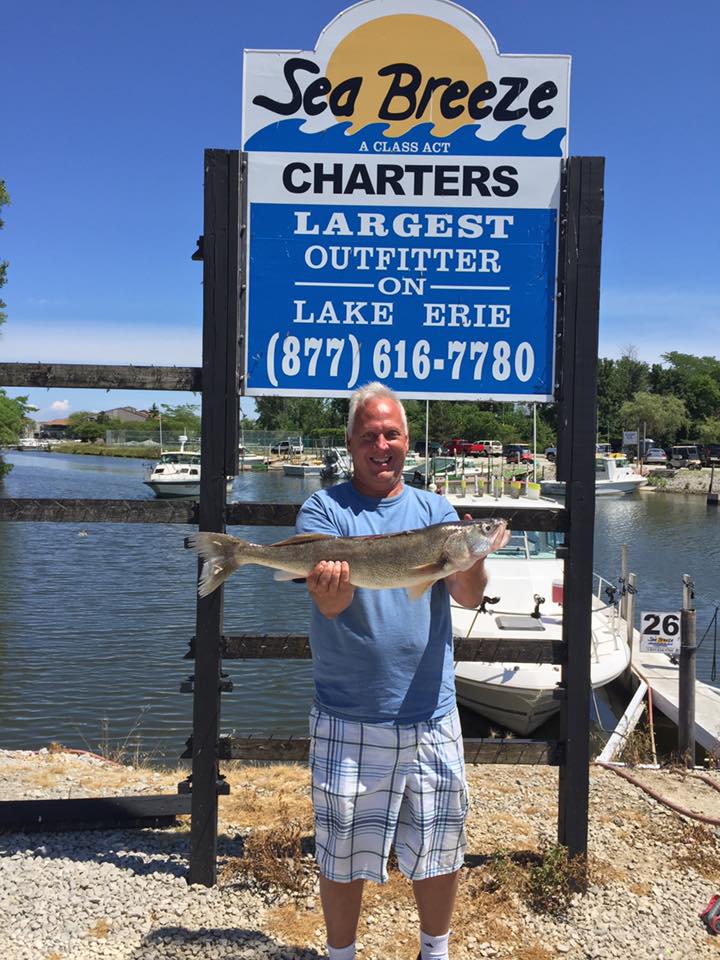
159,411,163,452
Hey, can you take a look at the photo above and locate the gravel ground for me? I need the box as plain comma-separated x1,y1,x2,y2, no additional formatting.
1,749,719,960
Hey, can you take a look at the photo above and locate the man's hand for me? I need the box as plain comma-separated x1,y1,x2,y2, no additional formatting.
306,560,355,619
446,515,510,608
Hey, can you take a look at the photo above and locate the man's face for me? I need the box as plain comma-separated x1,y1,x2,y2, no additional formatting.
347,397,409,498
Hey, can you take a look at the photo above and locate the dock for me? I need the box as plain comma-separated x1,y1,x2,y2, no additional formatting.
631,634,720,754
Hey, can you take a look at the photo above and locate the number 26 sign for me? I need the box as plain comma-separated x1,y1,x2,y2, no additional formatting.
639,611,681,655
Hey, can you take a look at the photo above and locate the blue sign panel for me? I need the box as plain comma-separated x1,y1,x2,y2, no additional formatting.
246,201,557,399
241,0,570,400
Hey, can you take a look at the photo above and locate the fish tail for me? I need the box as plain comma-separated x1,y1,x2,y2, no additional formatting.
185,532,252,597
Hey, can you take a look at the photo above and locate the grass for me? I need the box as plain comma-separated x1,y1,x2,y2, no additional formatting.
618,717,656,766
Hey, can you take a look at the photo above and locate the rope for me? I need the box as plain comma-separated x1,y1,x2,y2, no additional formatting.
596,762,720,826
696,607,718,682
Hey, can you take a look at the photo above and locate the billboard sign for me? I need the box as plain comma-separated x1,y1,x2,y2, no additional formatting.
242,0,570,399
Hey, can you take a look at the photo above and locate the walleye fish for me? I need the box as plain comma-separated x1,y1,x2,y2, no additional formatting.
186,518,505,600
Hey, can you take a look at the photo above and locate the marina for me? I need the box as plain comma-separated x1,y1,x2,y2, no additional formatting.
0,449,718,763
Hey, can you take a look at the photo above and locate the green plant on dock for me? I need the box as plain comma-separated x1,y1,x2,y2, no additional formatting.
525,844,587,917
646,472,668,489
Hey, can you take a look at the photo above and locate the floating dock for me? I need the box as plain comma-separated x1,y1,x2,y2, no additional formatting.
632,634,720,754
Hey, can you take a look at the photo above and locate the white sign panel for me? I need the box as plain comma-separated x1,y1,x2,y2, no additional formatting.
242,0,570,399
639,611,681,655
623,430,639,445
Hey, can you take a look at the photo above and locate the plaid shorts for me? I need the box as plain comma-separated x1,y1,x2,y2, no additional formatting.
309,705,469,883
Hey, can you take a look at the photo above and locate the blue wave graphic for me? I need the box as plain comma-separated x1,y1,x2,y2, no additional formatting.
244,119,565,157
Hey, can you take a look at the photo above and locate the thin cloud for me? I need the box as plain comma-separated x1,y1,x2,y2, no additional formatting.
50,399,70,411
2,321,201,366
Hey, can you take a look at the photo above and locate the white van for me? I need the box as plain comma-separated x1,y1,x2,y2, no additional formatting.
475,439,503,456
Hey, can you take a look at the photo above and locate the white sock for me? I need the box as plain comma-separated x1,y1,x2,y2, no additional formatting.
327,942,356,960
420,929,450,960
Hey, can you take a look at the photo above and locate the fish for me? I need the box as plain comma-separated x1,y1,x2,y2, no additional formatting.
185,518,505,600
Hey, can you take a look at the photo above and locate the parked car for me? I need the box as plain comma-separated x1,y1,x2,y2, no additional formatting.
504,444,533,464
544,446,557,462
413,440,443,456
473,439,503,457
270,437,304,455
700,444,720,467
444,438,484,456
645,447,668,465
669,445,701,469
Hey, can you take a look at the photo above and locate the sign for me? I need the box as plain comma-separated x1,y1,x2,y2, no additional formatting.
639,611,681,655
623,430,639,445
242,0,570,399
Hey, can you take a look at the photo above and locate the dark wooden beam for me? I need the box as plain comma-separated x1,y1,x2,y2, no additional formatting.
0,498,197,523
556,157,605,860
189,149,240,888
213,634,565,665
0,794,191,831
181,736,559,765
0,362,201,392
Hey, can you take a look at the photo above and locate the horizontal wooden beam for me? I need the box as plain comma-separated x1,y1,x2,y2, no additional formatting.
0,498,197,523
0,794,191,831
181,736,558,765
1,499,567,535
215,634,564,664
0,362,201,392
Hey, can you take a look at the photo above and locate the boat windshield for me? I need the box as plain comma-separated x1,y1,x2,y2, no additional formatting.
495,530,564,559
159,452,200,464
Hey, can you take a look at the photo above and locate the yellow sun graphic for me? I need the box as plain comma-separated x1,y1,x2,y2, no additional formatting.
325,14,488,138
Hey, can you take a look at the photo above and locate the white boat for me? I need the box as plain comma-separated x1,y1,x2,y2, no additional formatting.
402,455,460,485
16,437,43,450
238,446,268,470
445,490,631,735
143,436,234,498
282,461,324,477
541,454,646,498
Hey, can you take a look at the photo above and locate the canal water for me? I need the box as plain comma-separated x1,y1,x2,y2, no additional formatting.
1,450,718,763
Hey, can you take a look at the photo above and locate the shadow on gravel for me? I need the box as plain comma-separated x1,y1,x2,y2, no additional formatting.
130,925,324,959
0,828,245,880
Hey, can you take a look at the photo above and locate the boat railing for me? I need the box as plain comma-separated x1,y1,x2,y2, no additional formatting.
592,571,623,650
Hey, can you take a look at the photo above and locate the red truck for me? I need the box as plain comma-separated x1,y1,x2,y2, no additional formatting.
445,438,485,456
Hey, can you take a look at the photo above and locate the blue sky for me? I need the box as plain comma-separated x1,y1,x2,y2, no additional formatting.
2,0,719,422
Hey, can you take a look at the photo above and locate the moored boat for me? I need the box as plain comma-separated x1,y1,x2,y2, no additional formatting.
541,454,646,498
445,490,631,735
143,436,234,498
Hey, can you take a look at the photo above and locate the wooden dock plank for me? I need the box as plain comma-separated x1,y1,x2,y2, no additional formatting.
632,635,720,754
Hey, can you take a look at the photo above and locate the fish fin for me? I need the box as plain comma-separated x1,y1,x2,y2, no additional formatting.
273,570,304,582
406,560,449,601
269,533,336,547
185,531,249,597
410,559,448,576
407,580,438,601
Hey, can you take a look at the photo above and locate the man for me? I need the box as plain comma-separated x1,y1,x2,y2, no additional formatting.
296,383,508,960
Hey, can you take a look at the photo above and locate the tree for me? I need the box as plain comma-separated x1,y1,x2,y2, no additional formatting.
694,417,720,445
159,403,201,436
0,180,9,326
619,392,688,446
0,391,30,445
67,412,105,442
596,350,650,442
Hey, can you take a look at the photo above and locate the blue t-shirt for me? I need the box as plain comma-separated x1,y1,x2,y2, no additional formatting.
296,482,459,724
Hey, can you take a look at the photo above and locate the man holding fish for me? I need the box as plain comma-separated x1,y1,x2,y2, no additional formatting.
298,383,507,960
188,382,508,960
